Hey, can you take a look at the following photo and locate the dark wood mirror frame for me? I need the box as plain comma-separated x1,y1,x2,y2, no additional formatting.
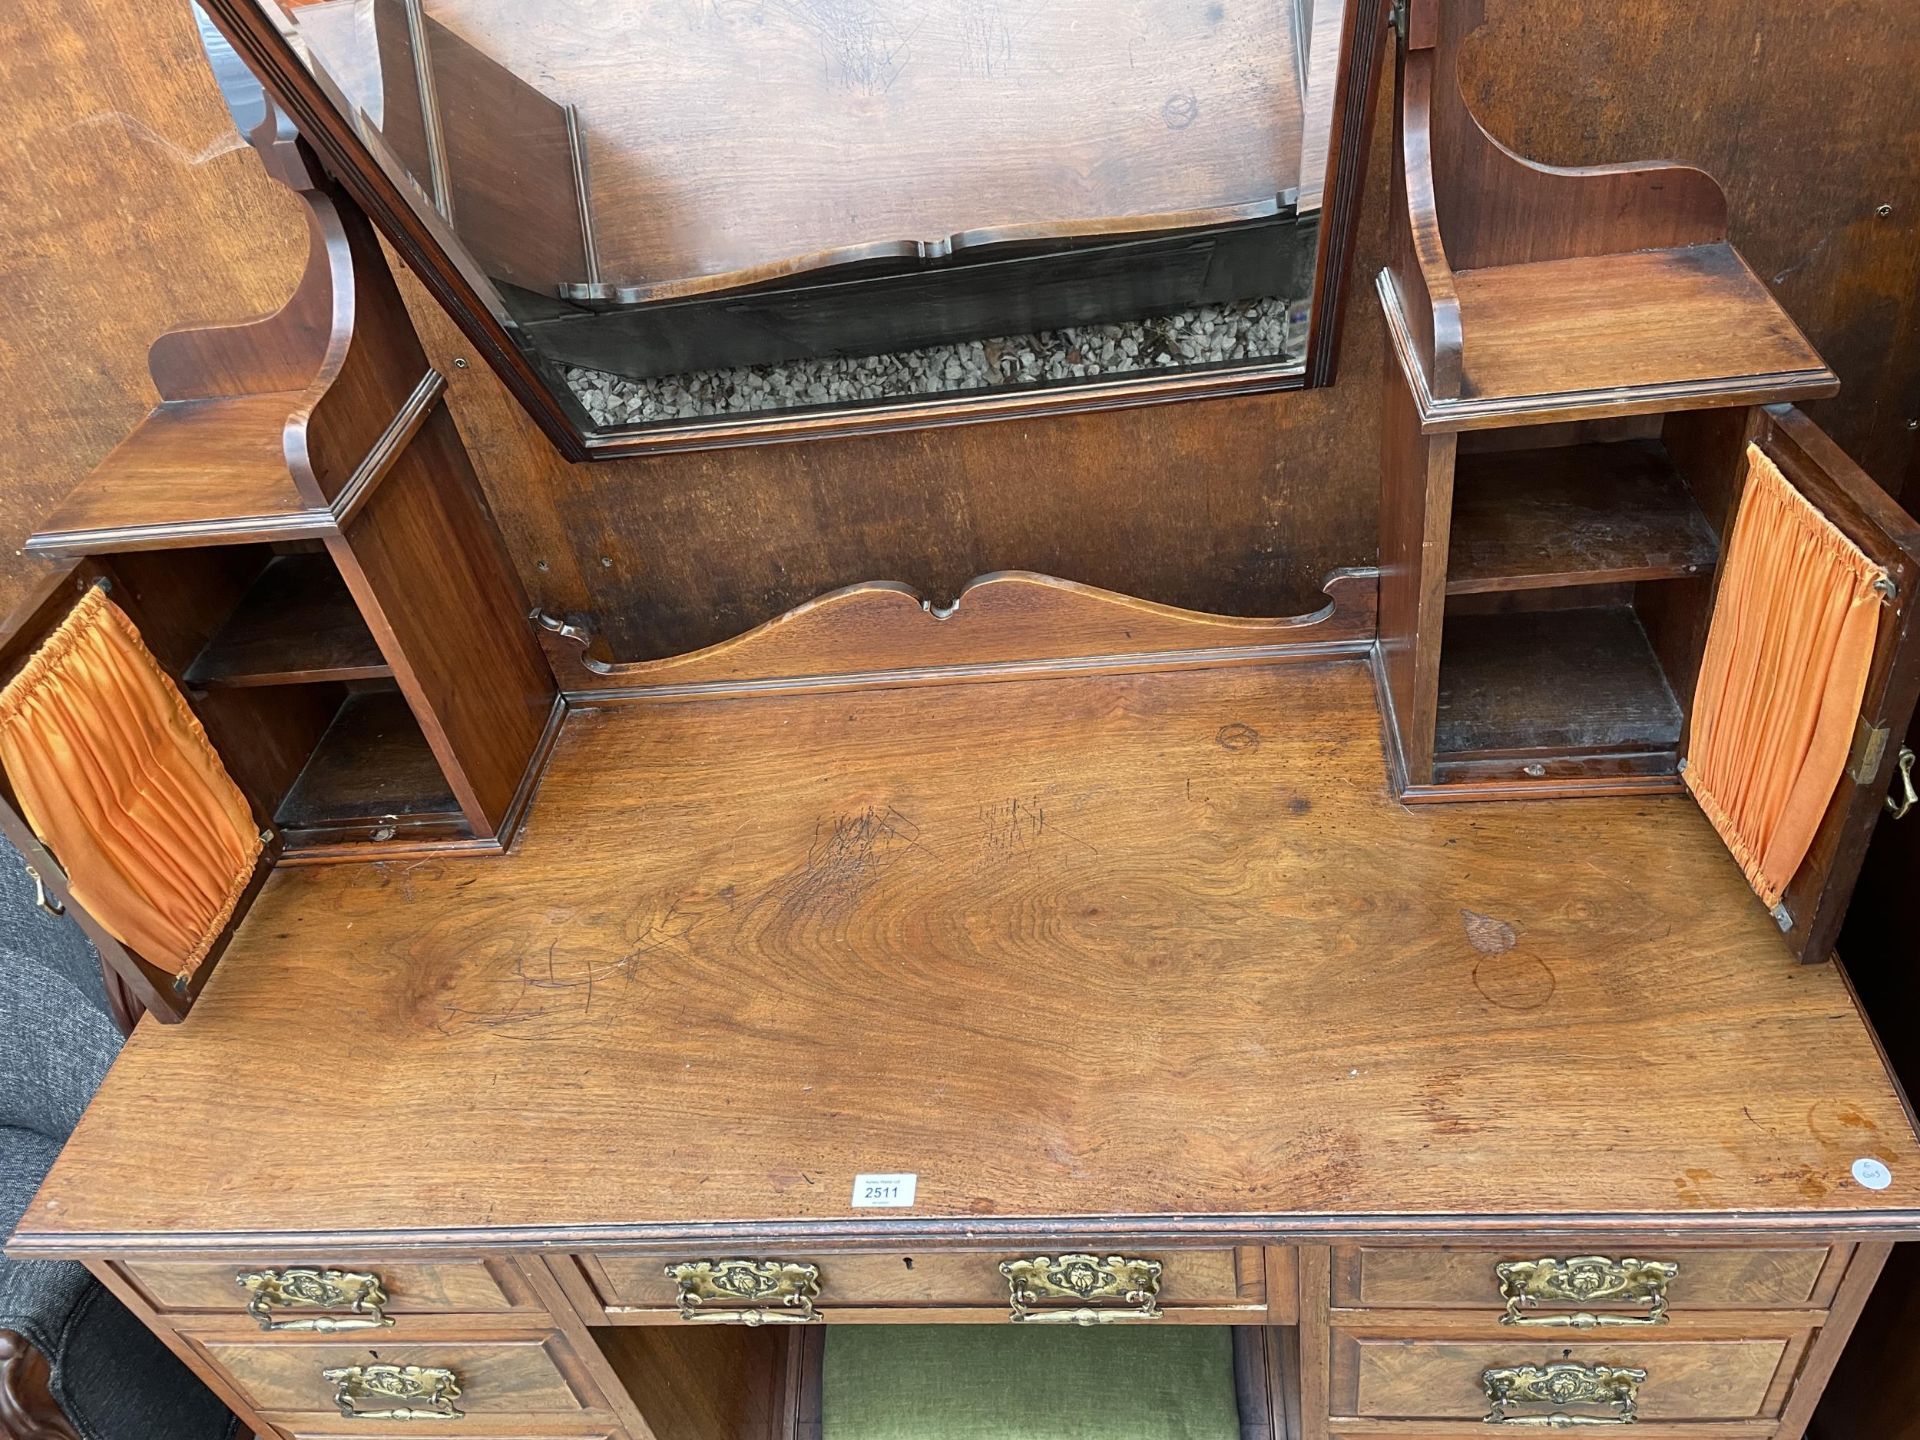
195,0,1393,461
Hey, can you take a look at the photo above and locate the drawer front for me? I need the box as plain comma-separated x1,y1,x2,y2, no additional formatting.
1331,1334,1799,1423
198,1336,595,1419
124,1257,537,1321
586,1246,1256,1314
1333,1245,1833,1315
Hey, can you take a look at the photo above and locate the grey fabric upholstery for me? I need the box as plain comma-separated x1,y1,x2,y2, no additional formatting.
0,833,237,1440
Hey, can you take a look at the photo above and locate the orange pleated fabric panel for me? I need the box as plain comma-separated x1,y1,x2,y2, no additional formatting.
1684,445,1886,909
0,586,261,982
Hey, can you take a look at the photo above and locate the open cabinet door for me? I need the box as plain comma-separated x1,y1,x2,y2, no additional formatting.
0,559,280,1022
1680,405,1920,964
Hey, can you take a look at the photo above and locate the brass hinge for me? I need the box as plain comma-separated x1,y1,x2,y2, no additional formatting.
1389,0,1408,43
1848,717,1891,784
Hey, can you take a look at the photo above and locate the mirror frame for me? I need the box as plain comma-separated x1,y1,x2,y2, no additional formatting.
198,0,1393,461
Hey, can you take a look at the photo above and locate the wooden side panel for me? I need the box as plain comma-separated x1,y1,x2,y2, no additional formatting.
1376,361,1453,787
333,400,556,835
597,1325,788,1440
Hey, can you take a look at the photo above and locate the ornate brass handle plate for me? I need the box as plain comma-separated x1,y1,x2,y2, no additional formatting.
1496,1256,1678,1328
235,1268,393,1332
999,1254,1164,1324
664,1259,822,1324
323,1363,463,1420
1483,1361,1645,1426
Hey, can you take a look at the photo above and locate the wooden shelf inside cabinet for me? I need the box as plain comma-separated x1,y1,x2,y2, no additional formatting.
275,688,462,837
184,554,390,688
1434,606,1682,760
1446,438,1719,594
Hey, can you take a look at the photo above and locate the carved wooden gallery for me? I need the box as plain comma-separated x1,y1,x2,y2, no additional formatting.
4,1,1919,1438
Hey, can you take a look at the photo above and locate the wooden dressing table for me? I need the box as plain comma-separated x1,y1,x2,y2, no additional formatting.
7,1,1920,1438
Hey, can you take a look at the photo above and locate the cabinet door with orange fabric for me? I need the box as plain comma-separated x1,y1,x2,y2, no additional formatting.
0,553,296,1022
1677,405,1920,967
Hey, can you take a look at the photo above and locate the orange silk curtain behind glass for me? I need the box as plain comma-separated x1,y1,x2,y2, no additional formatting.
1684,445,1886,909
0,586,261,982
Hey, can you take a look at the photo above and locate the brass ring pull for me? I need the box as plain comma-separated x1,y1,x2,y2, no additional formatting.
1888,747,1916,820
323,1364,462,1420
25,865,63,916
1484,1361,1644,1426
236,1268,393,1332
999,1254,1163,1324
665,1259,822,1324
1496,1256,1677,1328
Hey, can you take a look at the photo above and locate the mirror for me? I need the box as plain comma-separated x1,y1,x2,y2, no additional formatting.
206,0,1380,456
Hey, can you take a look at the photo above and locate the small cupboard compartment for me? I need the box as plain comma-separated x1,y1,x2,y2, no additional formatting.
0,110,559,1019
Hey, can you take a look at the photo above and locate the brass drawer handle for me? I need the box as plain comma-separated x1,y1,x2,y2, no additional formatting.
1484,1361,1644,1426
1496,1256,1678,1328
235,1268,393,1332
999,1254,1163,1324
323,1363,463,1420
664,1259,822,1324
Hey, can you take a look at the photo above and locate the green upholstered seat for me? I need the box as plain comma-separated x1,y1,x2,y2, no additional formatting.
822,1324,1242,1440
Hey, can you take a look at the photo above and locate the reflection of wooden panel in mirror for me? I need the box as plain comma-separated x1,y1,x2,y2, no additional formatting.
298,0,590,296
405,0,1307,293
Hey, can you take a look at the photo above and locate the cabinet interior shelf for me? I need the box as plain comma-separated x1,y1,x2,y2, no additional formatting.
276,687,461,836
185,554,391,689
1447,438,1721,595
1435,605,1683,761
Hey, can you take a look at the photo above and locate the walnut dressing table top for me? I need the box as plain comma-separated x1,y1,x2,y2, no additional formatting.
13,657,1920,1255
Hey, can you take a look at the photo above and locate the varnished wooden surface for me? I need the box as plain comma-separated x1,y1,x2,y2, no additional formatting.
15,658,1920,1251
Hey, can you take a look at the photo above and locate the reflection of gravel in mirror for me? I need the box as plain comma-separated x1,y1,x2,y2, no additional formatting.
564,295,1309,429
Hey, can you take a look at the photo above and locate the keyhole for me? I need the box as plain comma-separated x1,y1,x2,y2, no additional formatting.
902,1257,914,1270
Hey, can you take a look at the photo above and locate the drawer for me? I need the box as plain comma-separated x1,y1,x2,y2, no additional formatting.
194,1334,600,1420
1332,1245,1837,1318
121,1257,542,1325
1330,1332,1807,1424
579,1246,1263,1319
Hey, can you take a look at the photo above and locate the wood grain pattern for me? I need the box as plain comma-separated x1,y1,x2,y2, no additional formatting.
541,570,1376,696
13,658,1920,1252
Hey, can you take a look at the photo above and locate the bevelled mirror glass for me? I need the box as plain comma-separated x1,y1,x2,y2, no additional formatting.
201,0,1381,458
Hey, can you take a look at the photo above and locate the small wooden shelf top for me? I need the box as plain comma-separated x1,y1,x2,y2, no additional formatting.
1383,245,1838,432
16,658,1918,1252
26,393,330,557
